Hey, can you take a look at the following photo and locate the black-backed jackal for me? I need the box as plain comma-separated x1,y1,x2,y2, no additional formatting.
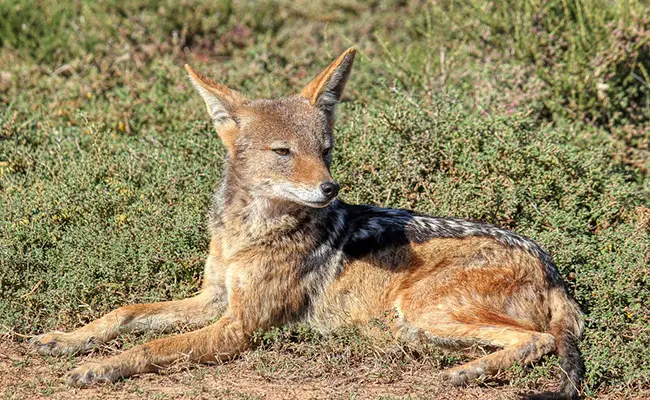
33,48,584,399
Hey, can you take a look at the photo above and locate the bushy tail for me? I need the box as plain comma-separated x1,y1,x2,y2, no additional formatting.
550,288,585,399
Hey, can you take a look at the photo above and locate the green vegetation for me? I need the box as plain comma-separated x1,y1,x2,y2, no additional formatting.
1,0,648,398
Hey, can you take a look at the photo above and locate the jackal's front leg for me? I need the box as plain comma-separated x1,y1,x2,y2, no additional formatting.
67,314,246,387
32,290,225,356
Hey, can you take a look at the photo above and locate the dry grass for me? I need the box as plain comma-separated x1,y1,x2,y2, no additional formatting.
2,331,648,400
0,335,563,400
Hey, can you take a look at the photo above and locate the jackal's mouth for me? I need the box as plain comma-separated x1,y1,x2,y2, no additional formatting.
270,183,336,208
287,193,335,209
300,198,335,208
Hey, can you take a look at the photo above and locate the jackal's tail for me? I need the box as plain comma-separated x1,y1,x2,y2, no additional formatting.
548,287,585,399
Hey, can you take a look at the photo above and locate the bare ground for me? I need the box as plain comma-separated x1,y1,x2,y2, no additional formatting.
0,339,645,400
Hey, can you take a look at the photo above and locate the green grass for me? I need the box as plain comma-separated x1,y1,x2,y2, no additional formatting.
1,0,649,397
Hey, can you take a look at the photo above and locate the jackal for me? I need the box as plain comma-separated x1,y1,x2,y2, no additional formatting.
33,48,584,398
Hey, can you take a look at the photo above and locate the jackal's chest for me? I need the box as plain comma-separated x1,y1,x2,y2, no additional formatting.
204,228,356,325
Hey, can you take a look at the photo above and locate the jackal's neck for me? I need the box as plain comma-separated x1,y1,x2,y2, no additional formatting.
208,165,335,241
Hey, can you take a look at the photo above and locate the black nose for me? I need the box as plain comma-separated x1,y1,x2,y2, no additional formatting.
320,181,340,199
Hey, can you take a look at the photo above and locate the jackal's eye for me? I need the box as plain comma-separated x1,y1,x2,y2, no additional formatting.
272,148,291,156
323,146,333,158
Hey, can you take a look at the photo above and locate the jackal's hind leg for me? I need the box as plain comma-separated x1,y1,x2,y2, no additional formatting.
32,291,225,356
424,325,556,385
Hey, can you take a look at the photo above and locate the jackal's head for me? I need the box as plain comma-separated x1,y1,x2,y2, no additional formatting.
185,48,356,208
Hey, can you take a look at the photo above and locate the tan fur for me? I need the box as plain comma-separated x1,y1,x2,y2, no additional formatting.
183,64,246,151
300,47,356,106
33,48,583,396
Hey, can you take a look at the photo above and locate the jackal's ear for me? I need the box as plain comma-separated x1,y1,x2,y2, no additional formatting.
300,47,356,120
184,64,245,150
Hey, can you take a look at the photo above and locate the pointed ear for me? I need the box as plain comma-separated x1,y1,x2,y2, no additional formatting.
300,47,356,120
184,64,246,150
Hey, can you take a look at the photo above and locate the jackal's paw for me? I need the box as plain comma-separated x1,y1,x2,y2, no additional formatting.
31,331,95,356
67,362,121,387
441,365,484,386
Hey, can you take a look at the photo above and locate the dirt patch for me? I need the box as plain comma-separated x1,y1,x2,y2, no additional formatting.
0,339,526,400
0,340,645,400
